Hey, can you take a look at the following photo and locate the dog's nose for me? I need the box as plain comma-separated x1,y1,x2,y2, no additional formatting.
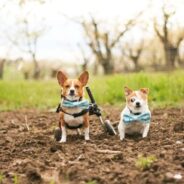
136,102,141,107
70,89,75,95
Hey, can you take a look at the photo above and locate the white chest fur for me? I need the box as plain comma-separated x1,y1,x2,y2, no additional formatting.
124,122,146,134
63,107,84,127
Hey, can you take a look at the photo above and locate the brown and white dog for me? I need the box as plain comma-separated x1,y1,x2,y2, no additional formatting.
57,70,89,143
118,86,151,140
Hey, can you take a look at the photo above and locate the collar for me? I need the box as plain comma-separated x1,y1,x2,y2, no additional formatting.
61,95,82,102
128,107,142,115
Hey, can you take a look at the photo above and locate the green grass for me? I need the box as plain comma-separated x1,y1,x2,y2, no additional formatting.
86,181,97,184
1,71,184,111
12,174,19,184
0,172,4,184
135,155,157,171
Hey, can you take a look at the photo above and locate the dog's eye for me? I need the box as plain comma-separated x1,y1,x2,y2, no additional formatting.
65,85,70,88
75,85,79,89
131,98,135,102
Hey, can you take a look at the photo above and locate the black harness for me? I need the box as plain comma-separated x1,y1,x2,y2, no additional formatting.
65,123,83,129
56,96,89,129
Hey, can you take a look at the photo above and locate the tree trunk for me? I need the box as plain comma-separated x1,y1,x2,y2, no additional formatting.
132,57,141,72
33,64,40,79
23,72,29,80
0,60,5,79
177,51,184,67
164,46,177,70
93,61,98,75
102,59,114,74
32,53,40,79
82,59,88,72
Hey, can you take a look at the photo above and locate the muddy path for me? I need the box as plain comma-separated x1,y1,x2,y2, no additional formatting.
0,107,184,184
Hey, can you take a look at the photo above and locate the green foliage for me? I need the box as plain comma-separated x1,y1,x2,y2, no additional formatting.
49,180,55,184
135,155,157,170
0,172,4,184
13,174,19,184
1,71,184,110
0,80,59,111
86,180,97,184
90,71,184,107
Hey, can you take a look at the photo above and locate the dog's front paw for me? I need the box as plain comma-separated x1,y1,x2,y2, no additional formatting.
85,136,90,141
142,134,148,138
59,138,66,143
120,137,125,141
119,133,125,141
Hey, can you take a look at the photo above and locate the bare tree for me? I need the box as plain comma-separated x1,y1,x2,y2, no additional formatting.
6,0,47,79
77,44,90,72
81,15,140,74
22,19,44,79
122,41,144,72
154,5,184,69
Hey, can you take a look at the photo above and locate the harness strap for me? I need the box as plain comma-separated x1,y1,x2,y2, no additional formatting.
56,103,61,113
65,123,83,129
59,107,89,118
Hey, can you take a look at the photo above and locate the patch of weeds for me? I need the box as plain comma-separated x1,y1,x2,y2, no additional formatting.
13,174,19,184
0,172,4,184
49,180,55,184
86,180,97,184
135,155,157,171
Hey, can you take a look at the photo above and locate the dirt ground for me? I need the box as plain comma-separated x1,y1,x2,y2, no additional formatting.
0,107,184,184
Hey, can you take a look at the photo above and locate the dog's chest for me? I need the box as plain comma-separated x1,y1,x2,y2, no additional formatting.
121,107,150,134
125,121,145,134
64,107,84,126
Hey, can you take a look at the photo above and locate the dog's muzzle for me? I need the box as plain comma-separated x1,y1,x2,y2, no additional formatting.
69,89,75,96
136,102,141,108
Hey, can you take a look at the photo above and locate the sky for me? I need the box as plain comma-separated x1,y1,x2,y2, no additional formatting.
0,0,184,62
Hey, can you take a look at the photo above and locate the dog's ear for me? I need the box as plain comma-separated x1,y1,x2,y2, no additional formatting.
124,86,133,96
57,70,68,86
78,71,89,86
140,88,149,95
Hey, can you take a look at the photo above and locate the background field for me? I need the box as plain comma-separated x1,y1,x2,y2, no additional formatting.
1,70,184,111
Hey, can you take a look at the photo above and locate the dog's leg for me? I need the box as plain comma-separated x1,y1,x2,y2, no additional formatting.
77,128,82,135
142,124,150,138
84,126,90,140
59,126,66,143
118,119,125,141
59,113,67,143
83,114,90,141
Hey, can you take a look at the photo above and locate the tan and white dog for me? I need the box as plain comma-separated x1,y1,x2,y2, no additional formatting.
57,70,89,143
118,87,151,140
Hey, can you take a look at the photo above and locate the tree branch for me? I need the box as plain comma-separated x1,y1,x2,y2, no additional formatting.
110,12,143,48
154,20,165,43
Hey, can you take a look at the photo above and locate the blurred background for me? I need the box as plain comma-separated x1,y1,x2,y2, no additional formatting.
1,0,184,110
